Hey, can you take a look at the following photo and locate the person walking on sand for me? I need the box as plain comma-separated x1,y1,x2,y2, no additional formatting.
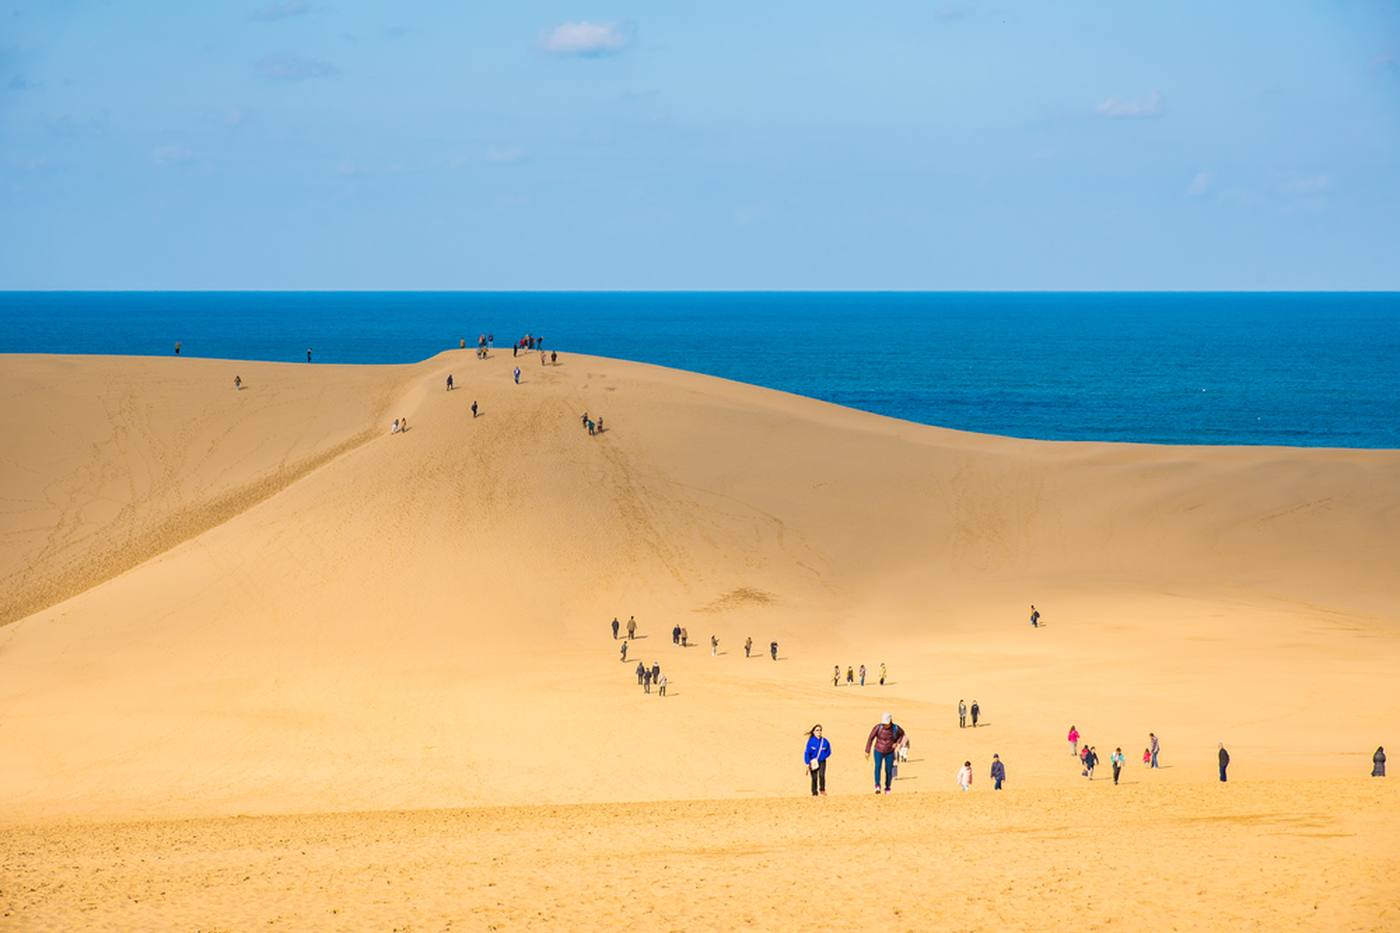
651,662,660,685
1080,744,1090,777
400,415,408,432
1030,604,1040,628
1150,733,1160,768
234,375,242,390
745,636,753,658
175,341,182,355
804,725,831,797
971,700,980,728
990,754,1006,791
1068,725,1080,756
513,366,520,385
446,374,454,391
672,623,681,646
612,617,620,640
865,713,905,794
643,668,652,694
681,627,688,647
627,616,637,640
657,673,667,697
833,665,841,687
959,700,968,729
846,666,854,686
1218,743,1230,782
1111,747,1125,785
391,418,401,435
710,634,719,657
1374,746,1387,777
551,351,557,365
879,663,886,686
859,664,866,687
957,761,973,792
1143,747,1152,767
635,661,645,685
306,348,312,363
770,641,778,661
1088,746,1100,780
471,400,478,418
620,641,628,662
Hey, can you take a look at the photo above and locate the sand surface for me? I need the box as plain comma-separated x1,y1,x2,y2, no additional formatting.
1,349,1397,929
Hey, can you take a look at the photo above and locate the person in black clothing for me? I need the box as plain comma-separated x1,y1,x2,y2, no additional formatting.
1374,746,1387,777
651,661,660,684
971,701,980,728
306,348,312,363
672,624,681,646
643,669,652,693
471,400,478,418
612,617,620,639
635,661,645,684
1218,743,1230,782
1030,604,1040,628
770,641,778,660
1085,746,1099,780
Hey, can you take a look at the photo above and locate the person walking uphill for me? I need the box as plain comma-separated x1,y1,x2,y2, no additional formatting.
1111,747,1125,785
636,661,646,685
627,616,637,640
1068,725,1080,756
971,700,980,728
959,700,968,729
1374,746,1387,777
865,713,905,795
770,641,778,661
745,636,753,658
612,617,620,640
804,725,832,797
1150,733,1161,768
990,754,1006,791
1218,743,1230,782
620,641,628,662
957,761,973,792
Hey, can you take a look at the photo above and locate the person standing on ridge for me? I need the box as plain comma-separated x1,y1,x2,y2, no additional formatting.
804,725,831,797
959,700,968,729
1150,733,1160,768
627,616,637,640
990,754,1006,791
971,700,981,728
1111,747,1125,785
612,617,620,640
306,348,312,363
175,341,182,355
864,713,905,795
1218,743,1230,782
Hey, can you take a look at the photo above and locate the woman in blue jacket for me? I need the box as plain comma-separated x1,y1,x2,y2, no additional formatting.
804,724,832,796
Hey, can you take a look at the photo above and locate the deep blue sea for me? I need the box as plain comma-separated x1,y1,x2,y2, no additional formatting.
2,292,1398,448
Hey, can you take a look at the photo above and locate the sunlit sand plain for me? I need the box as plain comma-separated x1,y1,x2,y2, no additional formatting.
2,350,1397,930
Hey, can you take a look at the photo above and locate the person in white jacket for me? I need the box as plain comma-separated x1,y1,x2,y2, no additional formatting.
957,761,973,792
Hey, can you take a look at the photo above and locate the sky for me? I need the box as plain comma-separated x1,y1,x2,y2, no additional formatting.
1,1,1397,290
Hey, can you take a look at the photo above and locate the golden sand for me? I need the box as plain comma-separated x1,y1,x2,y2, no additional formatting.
1,350,1397,929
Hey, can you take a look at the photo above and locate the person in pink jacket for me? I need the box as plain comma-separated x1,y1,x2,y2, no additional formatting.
1068,725,1080,756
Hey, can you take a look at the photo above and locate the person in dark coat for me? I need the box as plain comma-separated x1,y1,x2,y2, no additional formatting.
612,617,620,640
635,661,645,684
1373,746,1386,777
1218,743,1230,782
971,701,981,728
990,754,1006,790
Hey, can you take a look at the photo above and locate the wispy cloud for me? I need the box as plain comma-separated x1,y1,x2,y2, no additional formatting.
225,108,251,128
484,146,527,165
1187,171,1213,197
152,145,193,167
543,21,629,57
1096,90,1163,119
256,52,338,81
1278,173,1332,196
249,0,309,23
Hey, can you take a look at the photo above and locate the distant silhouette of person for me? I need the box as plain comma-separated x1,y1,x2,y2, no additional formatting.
745,636,753,658
859,664,866,686
971,700,980,728
846,666,854,686
833,665,840,687
174,341,181,355
1030,604,1040,628
471,400,478,418
620,641,628,662
959,700,967,728
804,725,830,797
643,669,653,693
651,662,660,684
636,661,645,685
990,754,1006,791
1150,733,1160,768
612,617,620,640
306,348,312,363
672,624,681,646
770,641,778,660
1374,746,1387,777
879,662,886,686
446,374,454,391
627,616,637,639
681,627,688,647
513,366,520,384
1218,743,1230,782
710,634,719,656
233,375,242,390
551,351,557,364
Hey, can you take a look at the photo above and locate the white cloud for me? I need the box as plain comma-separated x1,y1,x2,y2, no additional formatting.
151,145,193,166
1187,171,1213,197
543,21,629,57
256,53,338,81
1096,90,1163,119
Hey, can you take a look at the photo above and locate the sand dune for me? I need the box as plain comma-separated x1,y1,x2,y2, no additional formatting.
1,349,1397,928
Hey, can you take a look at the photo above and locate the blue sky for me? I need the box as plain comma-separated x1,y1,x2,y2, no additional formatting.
1,1,1397,289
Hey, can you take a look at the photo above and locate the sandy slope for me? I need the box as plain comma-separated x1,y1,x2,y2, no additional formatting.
1,349,1397,928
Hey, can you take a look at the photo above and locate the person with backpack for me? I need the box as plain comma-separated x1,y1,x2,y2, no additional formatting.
864,713,905,795
1029,605,1040,628
804,725,831,797
643,668,653,694
990,754,1006,791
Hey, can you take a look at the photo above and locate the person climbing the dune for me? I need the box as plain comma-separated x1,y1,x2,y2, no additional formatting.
859,664,866,687
804,725,831,797
620,641,628,662
770,641,778,661
959,699,968,728
745,636,753,658
971,700,980,728
833,665,840,687
710,635,719,657
627,616,637,640
513,366,520,384
1068,725,1080,756
846,666,854,686
651,661,660,685
1030,604,1040,628
672,623,681,646
446,374,454,391
864,712,905,795
990,754,1006,791
635,660,645,685
612,617,620,640
1374,746,1387,777
879,662,886,686
471,400,478,418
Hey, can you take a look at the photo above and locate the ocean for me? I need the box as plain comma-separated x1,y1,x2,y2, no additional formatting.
2,291,1397,448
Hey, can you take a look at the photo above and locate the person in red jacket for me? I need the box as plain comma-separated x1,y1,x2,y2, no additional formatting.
864,712,905,795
